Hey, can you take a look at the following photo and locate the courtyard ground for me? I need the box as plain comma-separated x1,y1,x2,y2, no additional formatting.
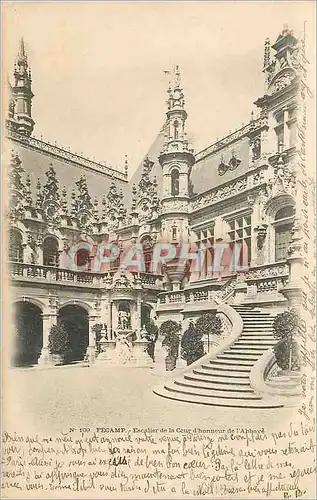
5,362,297,436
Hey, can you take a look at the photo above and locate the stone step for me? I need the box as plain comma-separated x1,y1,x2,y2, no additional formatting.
184,373,251,386
240,333,275,337
216,354,259,362
229,345,270,351
242,320,274,324
208,358,255,366
193,367,251,377
173,379,254,395
241,338,274,342
242,324,274,328
164,382,261,400
153,386,285,408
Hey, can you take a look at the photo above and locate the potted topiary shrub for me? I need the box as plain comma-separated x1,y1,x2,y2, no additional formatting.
48,323,70,365
143,319,159,361
159,320,181,371
181,322,205,365
195,312,222,353
92,323,103,355
273,308,301,374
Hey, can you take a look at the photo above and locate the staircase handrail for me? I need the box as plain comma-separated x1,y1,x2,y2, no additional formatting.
250,349,301,398
214,275,237,304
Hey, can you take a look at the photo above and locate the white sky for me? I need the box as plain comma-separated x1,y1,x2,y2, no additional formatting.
2,2,315,177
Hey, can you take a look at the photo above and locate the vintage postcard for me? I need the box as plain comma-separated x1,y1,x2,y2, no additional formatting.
2,1,316,499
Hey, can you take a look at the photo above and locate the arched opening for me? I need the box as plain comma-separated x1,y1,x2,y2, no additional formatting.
13,302,43,366
75,248,90,269
274,205,295,262
43,236,59,267
9,229,24,262
58,305,89,363
171,169,180,196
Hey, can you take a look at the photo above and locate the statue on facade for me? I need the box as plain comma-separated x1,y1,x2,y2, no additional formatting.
118,310,131,330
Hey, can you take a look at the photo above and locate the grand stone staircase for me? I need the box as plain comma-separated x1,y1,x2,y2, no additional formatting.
153,306,286,409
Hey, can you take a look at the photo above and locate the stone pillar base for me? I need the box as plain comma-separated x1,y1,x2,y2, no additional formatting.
280,282,302,308
96,340,117,362
175,357,187,370
37,348,51,366
132,340,154,367
85,346,96,364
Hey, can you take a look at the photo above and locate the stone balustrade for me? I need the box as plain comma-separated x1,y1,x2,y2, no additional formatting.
157,263,289,307
9,262,164,290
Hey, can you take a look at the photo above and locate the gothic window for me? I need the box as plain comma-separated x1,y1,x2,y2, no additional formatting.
43,237,59,267
275,111,285,152
9,229,23,262
227,215,252,268
274,205,295,262
173,120,179,140
171,169,180,196
75,248,90,269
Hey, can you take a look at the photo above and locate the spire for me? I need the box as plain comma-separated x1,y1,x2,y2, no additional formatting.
160,64,195,158
7,37,34,136
166,65,185,113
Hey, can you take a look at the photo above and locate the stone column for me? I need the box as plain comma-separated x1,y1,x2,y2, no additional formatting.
136,297,142,340
86,315,98,363
38,312,57,365
100,295,111,339
111,302,118,337
280,219,303,308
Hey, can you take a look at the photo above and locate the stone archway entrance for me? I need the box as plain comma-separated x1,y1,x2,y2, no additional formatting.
13,302,43,366
58,305,89,363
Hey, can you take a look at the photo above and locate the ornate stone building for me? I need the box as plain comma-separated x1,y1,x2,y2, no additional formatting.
6,25,310,391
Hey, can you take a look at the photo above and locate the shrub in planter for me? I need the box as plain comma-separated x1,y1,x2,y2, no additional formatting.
274,339,301,372
160,320,181,371
273,308,301,372
181,323,205,365
48,323,70,364
92,324,103,353
143,320,159,361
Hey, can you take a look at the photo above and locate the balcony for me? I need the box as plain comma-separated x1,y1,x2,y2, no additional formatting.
156,263,290,310
9,262,164,290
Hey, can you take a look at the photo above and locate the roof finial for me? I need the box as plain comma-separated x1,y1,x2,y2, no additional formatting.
124,155,128,177
175,65,181,88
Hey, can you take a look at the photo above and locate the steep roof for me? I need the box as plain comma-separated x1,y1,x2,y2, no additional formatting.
7,133,129,201
125,121,168,207
191,135,250,196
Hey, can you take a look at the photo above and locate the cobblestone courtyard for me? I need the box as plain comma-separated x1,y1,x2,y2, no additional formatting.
6,364,296,436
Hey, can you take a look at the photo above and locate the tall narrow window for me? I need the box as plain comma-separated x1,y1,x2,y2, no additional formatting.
227,215,252,269
9,229,23,262
43,237,59,267
173,120,179,140
171,169,179,196
274,205,295,262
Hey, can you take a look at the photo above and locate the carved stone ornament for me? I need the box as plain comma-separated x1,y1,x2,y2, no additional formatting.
254,223,268,250
218,152,241,176
268,70,296,96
